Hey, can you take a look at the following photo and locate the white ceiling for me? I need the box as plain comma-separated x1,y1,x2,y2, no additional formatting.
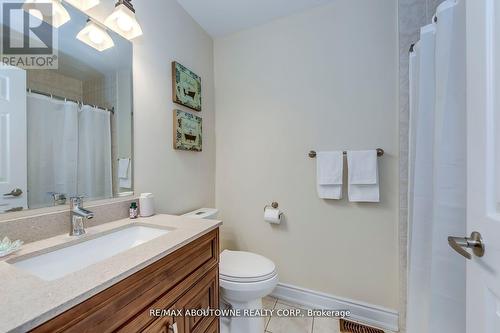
175,0,336,37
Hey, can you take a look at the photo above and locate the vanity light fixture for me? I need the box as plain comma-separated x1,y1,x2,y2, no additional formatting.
104,0,143,40
64,0,100,11
76,19,114,51
23,0,71,28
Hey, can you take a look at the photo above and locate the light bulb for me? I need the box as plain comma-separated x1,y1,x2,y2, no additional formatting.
88,28,103,44
28,9,43,22
104,3,142,40
77,19,114,51
116,15,133,32
23,0,70,28
51,0,71,27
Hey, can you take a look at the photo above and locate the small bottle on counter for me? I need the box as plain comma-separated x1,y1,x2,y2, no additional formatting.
129,202,139,219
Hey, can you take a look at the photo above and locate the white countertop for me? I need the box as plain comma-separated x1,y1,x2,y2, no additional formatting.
0,214,222,333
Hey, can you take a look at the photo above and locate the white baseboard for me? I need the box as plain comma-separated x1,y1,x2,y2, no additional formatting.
270,283,399,332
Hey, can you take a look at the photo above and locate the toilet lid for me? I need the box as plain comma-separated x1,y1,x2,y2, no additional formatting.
220,250,276,282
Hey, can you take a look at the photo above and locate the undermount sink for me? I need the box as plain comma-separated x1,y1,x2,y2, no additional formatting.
11,225,169,281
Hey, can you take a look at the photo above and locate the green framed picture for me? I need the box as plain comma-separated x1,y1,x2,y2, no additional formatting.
173,110,202,151
172,61,202,111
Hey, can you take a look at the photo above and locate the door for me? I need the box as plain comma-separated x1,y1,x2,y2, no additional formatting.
464,0,500,331
0,65,27,213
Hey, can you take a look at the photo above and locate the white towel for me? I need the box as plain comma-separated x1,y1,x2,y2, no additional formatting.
118,158,130,178
347,150,379,202
118,158,131,189
316,151,343,199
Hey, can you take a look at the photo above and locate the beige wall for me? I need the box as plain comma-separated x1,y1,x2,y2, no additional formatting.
88,0,216,214
27,70,83,101
214,0,399,309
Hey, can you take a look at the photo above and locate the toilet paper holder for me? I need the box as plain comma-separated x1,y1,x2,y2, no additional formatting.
264,202,283,224
264,202,279,211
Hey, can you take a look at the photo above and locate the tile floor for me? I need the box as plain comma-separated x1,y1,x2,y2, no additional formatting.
262,296,396,333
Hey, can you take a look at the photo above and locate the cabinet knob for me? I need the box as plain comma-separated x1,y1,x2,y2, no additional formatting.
168,322,178,333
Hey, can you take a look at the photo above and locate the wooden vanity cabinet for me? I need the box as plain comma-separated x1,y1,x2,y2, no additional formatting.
31,229,220,333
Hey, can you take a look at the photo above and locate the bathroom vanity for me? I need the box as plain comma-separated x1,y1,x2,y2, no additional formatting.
0,215,222,333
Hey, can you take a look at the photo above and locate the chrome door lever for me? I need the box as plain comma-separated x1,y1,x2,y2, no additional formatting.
3,188,23,197
448,231,485,259
4,207,23,213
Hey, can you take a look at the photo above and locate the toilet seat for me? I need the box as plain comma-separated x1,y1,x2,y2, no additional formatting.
220,250,277,283
220,273,279,294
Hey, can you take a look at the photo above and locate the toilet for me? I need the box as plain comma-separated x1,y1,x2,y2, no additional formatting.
182,208,279,333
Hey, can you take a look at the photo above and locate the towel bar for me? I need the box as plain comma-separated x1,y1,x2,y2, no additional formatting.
308,148,384,158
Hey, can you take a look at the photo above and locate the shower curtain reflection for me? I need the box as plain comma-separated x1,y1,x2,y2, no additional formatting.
27,93,78,209
27,94,113,208
77,105,112,201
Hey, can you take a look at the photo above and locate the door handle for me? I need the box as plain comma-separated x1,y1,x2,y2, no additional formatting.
3,188,23,197
448,231,485,259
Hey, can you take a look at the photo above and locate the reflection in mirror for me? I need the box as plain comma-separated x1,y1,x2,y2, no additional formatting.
0,3,133,214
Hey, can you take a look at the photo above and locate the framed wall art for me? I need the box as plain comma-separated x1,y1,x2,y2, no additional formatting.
172,61,202,111
173,109,202,151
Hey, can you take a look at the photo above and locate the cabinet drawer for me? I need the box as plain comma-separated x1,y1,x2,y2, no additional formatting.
31,229,219,333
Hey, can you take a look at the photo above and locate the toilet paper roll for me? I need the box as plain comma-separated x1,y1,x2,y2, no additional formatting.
264,207,282,224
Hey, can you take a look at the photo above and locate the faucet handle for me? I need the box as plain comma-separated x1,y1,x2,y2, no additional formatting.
69,196,84,207
48,192,67,206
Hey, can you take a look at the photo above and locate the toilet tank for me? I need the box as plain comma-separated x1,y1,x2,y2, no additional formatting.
182,208,219,220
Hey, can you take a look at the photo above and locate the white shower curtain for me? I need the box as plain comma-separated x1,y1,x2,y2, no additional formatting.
27,93,78,208
77,105,112,201
407,1,466,333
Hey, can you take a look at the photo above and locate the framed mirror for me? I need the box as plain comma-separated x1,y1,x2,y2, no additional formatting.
0,2,133,214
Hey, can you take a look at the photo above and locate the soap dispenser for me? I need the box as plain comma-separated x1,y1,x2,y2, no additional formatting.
129,202,139,219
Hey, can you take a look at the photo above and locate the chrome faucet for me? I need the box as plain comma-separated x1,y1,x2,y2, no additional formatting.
69,197,94,236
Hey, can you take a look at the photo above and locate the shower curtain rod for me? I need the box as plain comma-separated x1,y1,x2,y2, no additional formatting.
27,89,115,113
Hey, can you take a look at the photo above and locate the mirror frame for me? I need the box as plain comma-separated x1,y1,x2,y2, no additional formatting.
0,195,136,222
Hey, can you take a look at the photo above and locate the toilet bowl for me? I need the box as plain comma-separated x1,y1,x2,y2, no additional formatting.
219,250,278,333
182,209,279,333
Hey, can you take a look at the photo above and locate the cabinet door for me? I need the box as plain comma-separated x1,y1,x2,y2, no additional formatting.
204,319,218,333
142,316,178,333
177,269,219,333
